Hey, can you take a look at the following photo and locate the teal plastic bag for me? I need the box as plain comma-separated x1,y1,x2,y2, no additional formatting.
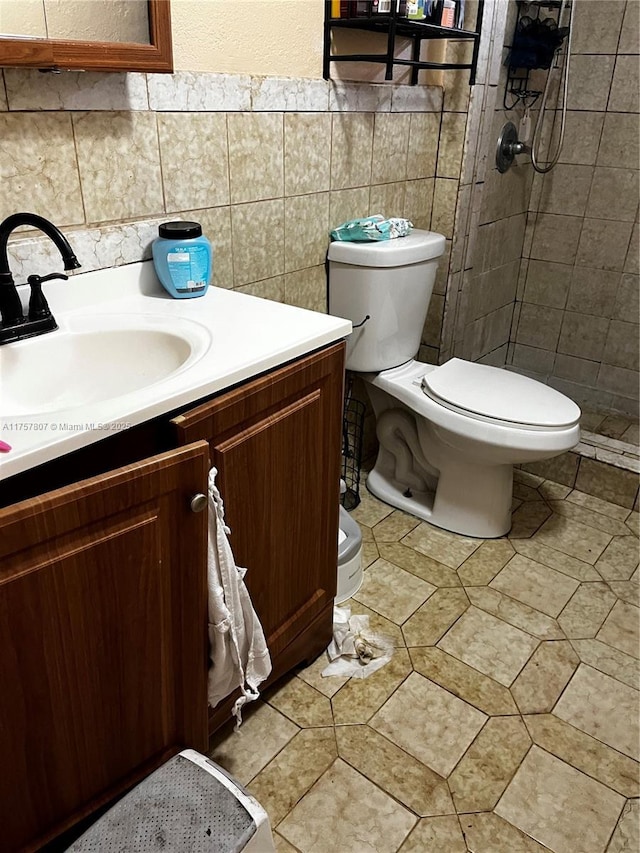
330,214,413,242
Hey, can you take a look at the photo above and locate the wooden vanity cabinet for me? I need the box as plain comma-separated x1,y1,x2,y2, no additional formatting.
0,442,210,853
0,341,345,848
172,342,345,729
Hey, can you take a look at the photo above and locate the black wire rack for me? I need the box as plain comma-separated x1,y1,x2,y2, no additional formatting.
341,374,366,511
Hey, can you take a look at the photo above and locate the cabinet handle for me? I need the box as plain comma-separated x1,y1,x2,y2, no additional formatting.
190,493,208,513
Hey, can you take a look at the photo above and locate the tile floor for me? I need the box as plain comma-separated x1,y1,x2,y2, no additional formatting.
210,470,639,853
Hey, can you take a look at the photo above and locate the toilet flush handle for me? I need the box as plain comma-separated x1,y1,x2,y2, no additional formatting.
353,314,370,328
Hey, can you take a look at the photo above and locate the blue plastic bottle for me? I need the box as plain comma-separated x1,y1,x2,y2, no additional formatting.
152,220,212,299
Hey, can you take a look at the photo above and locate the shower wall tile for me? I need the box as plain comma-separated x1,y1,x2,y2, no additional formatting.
586,168,639,222
185,205,234,290
613,274,640,320
553,354,600,386
571,1,625,55
618,1,640,54
523,261,572,310
330,113,374,190
516,304,564,351
284,193,330,273
608,56,640,113
158,113,230,212
372,113,410,185
597,113,640,169
538,166,594,218
597,364,640,399
558,312,610,361
603,321,640,371
284,114,332,197
0,74,7,111
566,267,622,318
0,112,84,225
576,219,634,271
227,113,284,203
512,344,555,377
73,111,163,223
530,214,582,265
431,179,459,239
566,55,616,111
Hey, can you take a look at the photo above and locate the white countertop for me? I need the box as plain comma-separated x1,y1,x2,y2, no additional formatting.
0,261,351,482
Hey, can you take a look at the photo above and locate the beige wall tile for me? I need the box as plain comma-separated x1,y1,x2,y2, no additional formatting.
538,165,594,218
619,1,640,53
558,311,610,361
598,113,640,169
329,186,370,228
566,266,621,317
530,213,582,264
73,111,163,224
553,354,600,386
567,55,616,111
284,113,331,196
437,112,466,179
407,112,441,179
158,113,229,213
227,112,283,204
571,0,625,54
0,113,84,226
609,55,640,112
236,275,284,302
603,320,640,371
523,260,572,309
183,205,233,289
403,178,434,230
431,178,458,238
330,112,374,190
284,192,329,273
596,363,639,399
613,273,640,319
516,303,563,350
576,218,635,271
283,264,326,313
371,113,410,185
369,181,405,218
231,198,284,285
586,167,639,222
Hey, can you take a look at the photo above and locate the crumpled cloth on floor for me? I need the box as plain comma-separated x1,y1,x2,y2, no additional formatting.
322,606,393,679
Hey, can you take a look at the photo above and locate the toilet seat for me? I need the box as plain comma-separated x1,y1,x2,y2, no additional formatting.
421,358,581,430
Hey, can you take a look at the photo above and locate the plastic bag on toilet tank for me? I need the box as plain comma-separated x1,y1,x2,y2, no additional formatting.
321,606,394,679
330,214,413,242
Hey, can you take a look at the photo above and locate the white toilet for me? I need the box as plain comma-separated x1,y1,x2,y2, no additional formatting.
327,230,581,538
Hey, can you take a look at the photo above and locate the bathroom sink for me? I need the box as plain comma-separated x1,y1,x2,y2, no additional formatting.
1,313,211,417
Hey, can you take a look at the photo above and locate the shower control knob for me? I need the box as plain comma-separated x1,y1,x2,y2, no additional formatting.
190,493,208,513
496,121,528,173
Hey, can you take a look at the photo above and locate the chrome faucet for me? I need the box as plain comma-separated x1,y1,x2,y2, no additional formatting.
0,212,81,345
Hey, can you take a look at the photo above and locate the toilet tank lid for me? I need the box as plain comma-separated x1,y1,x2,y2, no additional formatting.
327,229,446,267
423,359,582,428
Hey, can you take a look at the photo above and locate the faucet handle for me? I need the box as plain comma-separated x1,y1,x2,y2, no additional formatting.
27,272,67,321
27,272,69,286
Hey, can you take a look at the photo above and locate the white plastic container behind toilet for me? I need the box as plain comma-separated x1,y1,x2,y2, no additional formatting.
336,505,362,603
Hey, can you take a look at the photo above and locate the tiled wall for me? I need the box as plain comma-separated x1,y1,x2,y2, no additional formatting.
510,0,640,417
0,68,463,332
437,0,530,368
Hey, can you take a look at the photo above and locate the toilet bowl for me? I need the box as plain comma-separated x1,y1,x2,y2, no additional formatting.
327,229,581,538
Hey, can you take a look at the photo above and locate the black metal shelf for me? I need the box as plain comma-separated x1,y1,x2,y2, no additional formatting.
323,0,484,86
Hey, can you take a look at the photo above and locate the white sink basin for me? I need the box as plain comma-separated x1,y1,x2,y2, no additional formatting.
1,313,212,417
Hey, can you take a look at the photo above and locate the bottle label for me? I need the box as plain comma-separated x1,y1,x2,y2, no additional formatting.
167,245,209,292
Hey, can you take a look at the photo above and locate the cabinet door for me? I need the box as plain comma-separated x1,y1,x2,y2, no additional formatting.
173,344,345,663
0,442,209,853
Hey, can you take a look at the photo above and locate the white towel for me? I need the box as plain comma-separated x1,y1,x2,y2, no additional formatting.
207,468,272,725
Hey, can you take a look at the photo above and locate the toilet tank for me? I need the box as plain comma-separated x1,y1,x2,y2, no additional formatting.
327,229,446,372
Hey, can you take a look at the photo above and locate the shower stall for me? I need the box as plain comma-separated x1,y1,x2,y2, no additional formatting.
438,0,638,493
